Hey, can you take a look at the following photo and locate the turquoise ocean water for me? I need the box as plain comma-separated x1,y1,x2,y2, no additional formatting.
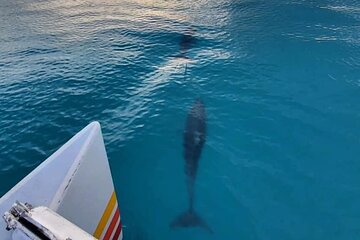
1,0,360,239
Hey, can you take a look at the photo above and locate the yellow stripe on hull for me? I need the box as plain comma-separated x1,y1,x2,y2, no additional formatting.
93,192,117,238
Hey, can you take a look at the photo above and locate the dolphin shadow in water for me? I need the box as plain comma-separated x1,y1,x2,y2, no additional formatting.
175,28,197,60
170,99,213,233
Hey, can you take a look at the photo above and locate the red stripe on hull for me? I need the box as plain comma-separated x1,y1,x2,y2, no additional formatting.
103,208,120,240
112,220,122,240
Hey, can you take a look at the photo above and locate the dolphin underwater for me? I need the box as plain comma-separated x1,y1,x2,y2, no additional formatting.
175,28,197,60
170,99,212,233
179,33,196,58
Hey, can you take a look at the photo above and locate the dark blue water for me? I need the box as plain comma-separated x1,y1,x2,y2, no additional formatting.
1,0,360,239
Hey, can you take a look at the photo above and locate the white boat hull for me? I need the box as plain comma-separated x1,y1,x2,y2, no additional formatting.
0,122,122,239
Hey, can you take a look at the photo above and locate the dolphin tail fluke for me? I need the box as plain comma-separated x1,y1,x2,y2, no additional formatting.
170,210,213,233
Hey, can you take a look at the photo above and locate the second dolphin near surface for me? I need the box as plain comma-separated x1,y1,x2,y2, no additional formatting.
178,30,196,59
170,99,212,233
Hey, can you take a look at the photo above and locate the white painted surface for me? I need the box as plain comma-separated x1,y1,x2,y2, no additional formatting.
0,122,117,239
31,206,96,239
56,122,116,235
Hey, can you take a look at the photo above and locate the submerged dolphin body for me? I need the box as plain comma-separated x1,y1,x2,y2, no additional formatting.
174,28,197,60
178,32,196,59
170,99,212,233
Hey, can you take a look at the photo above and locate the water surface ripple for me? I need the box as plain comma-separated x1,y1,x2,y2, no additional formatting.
1,0,360,239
